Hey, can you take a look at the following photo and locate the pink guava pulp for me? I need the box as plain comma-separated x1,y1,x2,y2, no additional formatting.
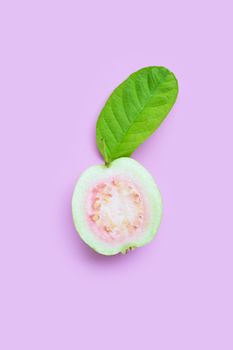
86,175,147,244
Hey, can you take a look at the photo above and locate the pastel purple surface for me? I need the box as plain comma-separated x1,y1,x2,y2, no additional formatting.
0,0,233,349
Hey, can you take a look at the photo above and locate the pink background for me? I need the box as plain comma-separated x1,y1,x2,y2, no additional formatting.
0,0,233,349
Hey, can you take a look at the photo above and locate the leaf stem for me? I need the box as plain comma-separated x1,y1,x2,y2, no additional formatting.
102,138,110,167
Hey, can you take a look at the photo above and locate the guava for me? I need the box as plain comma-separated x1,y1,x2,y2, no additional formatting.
72,158,162,255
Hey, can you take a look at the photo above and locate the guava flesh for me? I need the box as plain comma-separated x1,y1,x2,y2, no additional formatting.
88,177,145,243
72,158,162,255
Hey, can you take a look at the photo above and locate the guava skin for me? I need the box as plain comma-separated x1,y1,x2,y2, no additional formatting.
72,158,162,255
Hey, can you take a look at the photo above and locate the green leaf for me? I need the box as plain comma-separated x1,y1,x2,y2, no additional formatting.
96,66,178,163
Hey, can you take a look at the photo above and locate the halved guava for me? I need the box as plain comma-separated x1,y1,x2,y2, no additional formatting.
72,158,162,255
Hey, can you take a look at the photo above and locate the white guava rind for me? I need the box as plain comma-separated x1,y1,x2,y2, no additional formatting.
72,158,162,255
